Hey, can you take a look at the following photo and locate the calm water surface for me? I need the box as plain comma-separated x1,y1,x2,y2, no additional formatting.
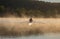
0,33,60,39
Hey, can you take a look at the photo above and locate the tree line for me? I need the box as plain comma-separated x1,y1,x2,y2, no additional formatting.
0,0,60,18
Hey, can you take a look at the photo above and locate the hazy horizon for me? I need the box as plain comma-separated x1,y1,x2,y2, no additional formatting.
39,0,60,3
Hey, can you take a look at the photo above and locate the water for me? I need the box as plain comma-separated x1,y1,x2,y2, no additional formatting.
0,33,60,39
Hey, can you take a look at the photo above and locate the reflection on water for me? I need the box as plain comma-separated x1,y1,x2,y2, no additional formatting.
0,33,60,39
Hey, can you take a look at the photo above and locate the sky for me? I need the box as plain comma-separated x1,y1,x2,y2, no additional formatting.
39,0,60,3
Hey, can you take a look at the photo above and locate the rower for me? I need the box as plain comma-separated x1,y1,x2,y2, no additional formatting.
29,17,33,23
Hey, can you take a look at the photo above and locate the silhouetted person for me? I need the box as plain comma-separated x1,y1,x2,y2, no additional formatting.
29,18,33,23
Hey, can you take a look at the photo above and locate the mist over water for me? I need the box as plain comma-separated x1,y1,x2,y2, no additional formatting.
0,18,60,39
1,0,60,39
0,18,60,36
